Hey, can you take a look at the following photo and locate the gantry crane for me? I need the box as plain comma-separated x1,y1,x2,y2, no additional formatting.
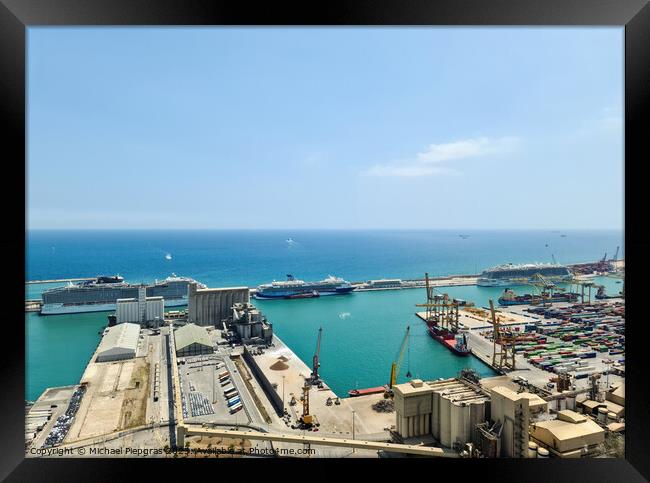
309,327,323,388
529,273,560,307
415,273,460,332
384,325,411,398
488,299,515,372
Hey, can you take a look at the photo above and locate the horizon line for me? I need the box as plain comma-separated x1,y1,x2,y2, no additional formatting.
26,227,624,231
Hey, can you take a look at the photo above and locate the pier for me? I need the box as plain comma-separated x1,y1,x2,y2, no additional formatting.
26,278,93,285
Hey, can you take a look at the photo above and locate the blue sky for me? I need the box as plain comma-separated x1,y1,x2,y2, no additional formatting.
27,27,623,230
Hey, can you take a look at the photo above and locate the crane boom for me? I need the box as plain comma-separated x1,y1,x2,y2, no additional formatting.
311,327,322,383
390,326,410,388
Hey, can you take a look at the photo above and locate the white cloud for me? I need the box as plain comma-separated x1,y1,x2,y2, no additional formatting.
362,136,520,177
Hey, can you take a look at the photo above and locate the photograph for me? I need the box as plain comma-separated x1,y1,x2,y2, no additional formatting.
24,26,626,460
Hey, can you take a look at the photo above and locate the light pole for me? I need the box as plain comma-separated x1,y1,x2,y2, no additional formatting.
352,410,356,454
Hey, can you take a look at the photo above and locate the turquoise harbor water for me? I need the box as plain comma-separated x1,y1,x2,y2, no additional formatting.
25,229,624,401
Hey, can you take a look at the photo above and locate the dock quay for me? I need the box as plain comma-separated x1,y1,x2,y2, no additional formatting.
417,298,625,396
26,278,94,285
26,267,625,458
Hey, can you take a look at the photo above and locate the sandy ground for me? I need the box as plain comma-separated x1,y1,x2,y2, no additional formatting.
250,336,394,440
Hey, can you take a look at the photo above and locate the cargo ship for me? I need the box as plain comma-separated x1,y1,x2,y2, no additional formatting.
477,263,573,287
594,286,619,300
40,274,205,315
253,275,354,300
427,325,470,356
498,288,579,306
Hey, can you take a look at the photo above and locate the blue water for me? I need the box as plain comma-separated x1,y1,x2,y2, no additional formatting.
25,229,623,401
27,229,623,287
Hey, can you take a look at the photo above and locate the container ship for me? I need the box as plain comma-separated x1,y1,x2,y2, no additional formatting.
477,263,573,287
40,274,205,315
498,288,579,306
253,275,354,300
426,324,470,356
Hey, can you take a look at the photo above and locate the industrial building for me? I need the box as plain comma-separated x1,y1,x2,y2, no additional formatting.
174,323,214,357
187,283,249,327
488,386,531,458
393,378,491,449
230,302,273,345
529,410,605,458
116,286,164,327
95,323,140,362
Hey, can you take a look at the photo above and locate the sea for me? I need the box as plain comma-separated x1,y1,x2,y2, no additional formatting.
25,229,624,401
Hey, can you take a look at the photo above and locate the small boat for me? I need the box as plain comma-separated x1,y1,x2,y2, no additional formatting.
348,386,386,397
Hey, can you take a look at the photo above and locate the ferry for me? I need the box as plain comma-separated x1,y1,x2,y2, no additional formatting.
253,275,355,300
477,263,573,287
40,274,205,315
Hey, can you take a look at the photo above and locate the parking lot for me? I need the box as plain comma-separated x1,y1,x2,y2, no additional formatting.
41,385,86,448
178,353,251,426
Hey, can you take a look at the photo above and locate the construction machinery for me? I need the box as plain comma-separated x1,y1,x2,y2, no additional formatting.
299,382,314,428
384,325,412,398
488,299,516,372
309,327,324,388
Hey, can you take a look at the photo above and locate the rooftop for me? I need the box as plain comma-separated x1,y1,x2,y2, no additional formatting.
174,323,213,350
531,411,604,442
97,323,140,353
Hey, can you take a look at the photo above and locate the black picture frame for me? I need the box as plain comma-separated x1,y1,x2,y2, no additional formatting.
2,0,648,481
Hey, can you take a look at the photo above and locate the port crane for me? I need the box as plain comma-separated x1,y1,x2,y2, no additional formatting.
309,327,324,388
488,299,516,372
528,273,574,307
415,273,460,332
299,382,315,428
384,325,411,398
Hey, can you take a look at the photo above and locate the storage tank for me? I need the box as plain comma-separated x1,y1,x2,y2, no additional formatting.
597,407,608,423
537,447,549,458
528,441,538,458
566,394,576,411
439,396,452,448
607,412,617,423
431,391,441,440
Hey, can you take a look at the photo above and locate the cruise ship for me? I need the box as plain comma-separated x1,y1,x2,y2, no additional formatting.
253,275,355,299
477,263,573,287
40,274,206,315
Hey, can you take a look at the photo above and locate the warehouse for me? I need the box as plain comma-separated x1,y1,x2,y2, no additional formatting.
96,323,141,362
529,410,605,458
174,323,214,357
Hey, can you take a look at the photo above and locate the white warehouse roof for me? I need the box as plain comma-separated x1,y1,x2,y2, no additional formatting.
96,323,140,361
